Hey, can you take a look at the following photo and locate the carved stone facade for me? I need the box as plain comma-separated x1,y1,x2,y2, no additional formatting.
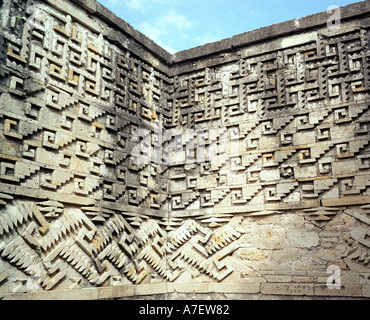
0,0,370,299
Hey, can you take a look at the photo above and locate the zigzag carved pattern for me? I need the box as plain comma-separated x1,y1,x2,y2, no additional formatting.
0,200,244,290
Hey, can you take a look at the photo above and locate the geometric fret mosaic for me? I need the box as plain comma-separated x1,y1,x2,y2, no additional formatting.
0,0,370,299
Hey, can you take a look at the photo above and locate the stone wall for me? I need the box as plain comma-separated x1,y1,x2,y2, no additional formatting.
0,0,370,299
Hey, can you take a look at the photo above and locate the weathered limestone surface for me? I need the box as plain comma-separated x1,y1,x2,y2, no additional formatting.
0,0,370,299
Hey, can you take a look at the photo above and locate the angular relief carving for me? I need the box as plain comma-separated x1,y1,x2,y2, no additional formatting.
0,0,370,298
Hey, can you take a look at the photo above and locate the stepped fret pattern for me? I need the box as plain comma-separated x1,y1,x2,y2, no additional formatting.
0,0,370,299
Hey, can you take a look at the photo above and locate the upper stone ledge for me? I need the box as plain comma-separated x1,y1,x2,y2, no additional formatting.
69,0,173,64
172,0,370,63
63,0,369,66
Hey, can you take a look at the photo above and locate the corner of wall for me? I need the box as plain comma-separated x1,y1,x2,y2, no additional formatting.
0,0,370,300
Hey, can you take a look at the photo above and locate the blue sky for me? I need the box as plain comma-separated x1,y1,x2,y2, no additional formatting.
99,0,363,53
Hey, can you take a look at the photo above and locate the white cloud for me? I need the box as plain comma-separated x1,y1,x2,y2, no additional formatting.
139,22,163,42
159,43,178,54
159,9,193,31
125,0,175,12
194,34,222,47
126,0,148,11
138,9,194,53
139,9,193,36
103,0,120,8
139,22,177,53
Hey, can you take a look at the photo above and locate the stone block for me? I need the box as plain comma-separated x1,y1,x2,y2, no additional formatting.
237,248,269,261
287,230,319,248
135,283,167,296
314,285,362,297
264,275,292,283
98,285,136,300
292,276,314,283
260,169,280,182
332,160,357,176
167,283,208,294
363,285,370,298
207,283,260,294
293,165,317,179
1,0,370,301
252,226,286,250
2,288,100,300
261,283,314,296
313,249,342,262
293,131,316,145
272,249,301,262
